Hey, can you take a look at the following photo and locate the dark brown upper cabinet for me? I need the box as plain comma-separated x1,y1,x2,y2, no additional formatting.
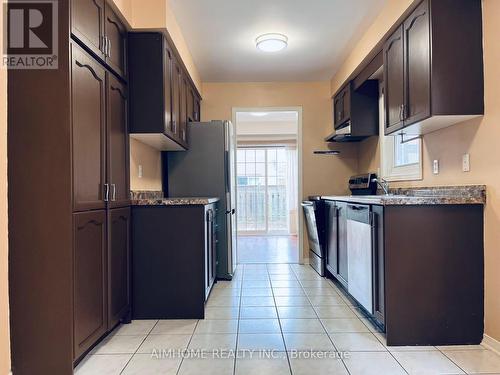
72,43,107,212
383,26,405,134
128,31,201,151
73,210,107,360
383,0,484,137
71,0,106,60
107,74,130,208
71,0,127,79
327,80,379,142
108,207,131,329
104,3,127,78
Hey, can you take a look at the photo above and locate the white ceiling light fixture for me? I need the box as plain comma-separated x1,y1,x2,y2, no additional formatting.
256,33,288,52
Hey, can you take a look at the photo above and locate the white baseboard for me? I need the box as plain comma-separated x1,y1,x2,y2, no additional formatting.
482,334,500,355
301,257,309,265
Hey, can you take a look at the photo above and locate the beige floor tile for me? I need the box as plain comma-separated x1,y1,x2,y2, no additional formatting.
392,351,465,374
277,306,317,319
284,333,335,351
235,352,290,375
206,295,241,307
436,345,485,351
210,288,242,296
213,281,242,289
274,296,311,306
280,318,325,333
289,353,348,375
373,332,437,351
195,319,238,334
243,274,271,281
75,354,132,374
240,306,278,319
241,288,273,297
150,320,198,335
241,296,275,306
204,306,240,320
92,334,146,354
443,349,500,374
242,280,271,288
269,274,297,281
359,318,384,333
237,333,286,351
307,295,346,306
299,280,331,287
239,319,281,333
137,334,191,353
121,354,182,375
187,333,237,351
113,320,158,336
271,280,302,288
343,352,407,375
321,318,371,333
178,357,235,375
303,287,339,296
330,333,387,352
272,288,305,296
314,306,357,319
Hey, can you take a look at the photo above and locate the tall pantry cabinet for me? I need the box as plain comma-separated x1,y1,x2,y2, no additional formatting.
8,1,130,374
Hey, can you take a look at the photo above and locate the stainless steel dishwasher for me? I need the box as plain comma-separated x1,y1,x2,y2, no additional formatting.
346,203,374,314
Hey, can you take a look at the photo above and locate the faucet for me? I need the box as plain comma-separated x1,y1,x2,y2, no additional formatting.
372,177,390,195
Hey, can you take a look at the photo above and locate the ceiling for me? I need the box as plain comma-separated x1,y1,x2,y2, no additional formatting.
169,0,386,82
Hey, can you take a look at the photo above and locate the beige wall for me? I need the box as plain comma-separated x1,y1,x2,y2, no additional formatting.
129,138,163,191
202,82,359,258
331,0,500,342
0,6,10,374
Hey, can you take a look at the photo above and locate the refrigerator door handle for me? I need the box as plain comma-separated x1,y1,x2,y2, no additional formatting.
224,150,230,193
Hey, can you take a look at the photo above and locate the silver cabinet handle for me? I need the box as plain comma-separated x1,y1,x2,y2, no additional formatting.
399,104,404,122
104,183,110,202
111,184,116,201
101,36,106,55
108,38,112,58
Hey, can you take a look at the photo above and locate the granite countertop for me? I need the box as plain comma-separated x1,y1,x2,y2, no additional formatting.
130,191,219,206
322,185,486,206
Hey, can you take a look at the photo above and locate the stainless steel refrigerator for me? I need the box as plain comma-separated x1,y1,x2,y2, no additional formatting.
167,120,237,280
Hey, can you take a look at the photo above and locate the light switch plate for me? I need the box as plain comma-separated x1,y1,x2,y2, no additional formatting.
138,165,143,178
433,160,439,175
463,154,470,172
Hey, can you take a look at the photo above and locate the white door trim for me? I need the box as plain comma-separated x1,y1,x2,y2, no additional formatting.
232,106,304,264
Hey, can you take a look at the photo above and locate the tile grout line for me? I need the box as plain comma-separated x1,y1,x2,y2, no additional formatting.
119,319,161,374
268,263,293,374
174,319,200,375
232,263,244,375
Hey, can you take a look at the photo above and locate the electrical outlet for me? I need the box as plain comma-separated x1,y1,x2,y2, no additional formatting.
433,160,439,175
138,165,143,178
463,154,470,172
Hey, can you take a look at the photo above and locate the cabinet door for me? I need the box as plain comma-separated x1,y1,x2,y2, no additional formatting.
403,0,430,125
73,210,107,359
72,44,106,211
71,0,105,59
179,74,188,145
325,201,338,275
104,3,127,78
107,73,130,208
383,26,405,134
337,202,349,286
194,97,201,122
108,207,131,328
164,47,174,136
187,85,195,122
171,59,182,142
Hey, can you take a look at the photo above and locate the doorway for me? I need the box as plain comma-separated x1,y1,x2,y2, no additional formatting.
232,108,302,264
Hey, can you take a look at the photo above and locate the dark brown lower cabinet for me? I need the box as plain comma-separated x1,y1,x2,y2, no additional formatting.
73,210,107,360
108,207,131,328
325,201,348,288
132,203,218,319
